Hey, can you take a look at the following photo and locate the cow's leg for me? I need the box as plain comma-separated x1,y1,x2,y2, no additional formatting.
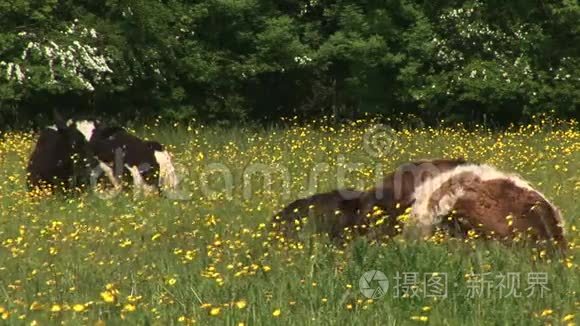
98,161,121,189
125,164,143,195
125,164,156,197
89,161,122,199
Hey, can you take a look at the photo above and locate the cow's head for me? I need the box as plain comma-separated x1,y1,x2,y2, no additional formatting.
54,117,99,186
55,117,85,150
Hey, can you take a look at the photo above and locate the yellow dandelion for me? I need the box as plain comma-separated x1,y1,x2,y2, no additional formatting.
235,300,247,309
127,295,142,303
209,307,221,316
410,316,429,322
272,309,281,317
562,314,575,322
72,304,85,312
50,304,61,312
100,291,115,303
540,309,553,317
122,304,136,313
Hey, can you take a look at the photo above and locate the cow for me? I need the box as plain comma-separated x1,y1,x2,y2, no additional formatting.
27,114,178,197
271,189,365,242
26,119,118,195
76,121,179,195
408,164,567,251
270,158,469,242
359,158,470,239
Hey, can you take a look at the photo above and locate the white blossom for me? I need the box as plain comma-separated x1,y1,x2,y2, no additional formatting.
293,55,313,65
3,22,113,90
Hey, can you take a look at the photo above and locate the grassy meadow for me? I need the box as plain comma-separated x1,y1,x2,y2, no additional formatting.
0,118,578,325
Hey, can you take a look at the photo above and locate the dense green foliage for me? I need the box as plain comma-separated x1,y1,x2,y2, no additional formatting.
0,0,578,126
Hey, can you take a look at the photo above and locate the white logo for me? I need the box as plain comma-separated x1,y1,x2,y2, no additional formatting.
363,124,396,158
359,270,389,299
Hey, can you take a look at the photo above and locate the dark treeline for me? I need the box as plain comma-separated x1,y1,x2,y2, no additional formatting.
0,0,578,127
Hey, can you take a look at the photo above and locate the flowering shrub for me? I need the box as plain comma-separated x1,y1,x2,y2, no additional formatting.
407,1,579,121
1,20,112,98
0,0,577,124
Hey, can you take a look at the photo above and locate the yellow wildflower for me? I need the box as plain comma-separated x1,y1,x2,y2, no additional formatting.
72,304,85,312
235,300,247,309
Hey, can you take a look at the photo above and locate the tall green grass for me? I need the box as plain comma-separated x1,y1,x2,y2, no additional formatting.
0,120,578,325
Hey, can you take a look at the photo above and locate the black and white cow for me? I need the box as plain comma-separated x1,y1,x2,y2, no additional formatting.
27,117,177,196
26,119,117,194
86,123,178,194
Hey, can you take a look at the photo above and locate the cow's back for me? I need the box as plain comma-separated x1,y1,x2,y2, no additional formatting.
89,126,163,188
27,128,74,189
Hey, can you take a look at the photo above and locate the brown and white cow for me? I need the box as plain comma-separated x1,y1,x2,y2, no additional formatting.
271,158,469,242
359,158,469,239
271,188,365,242
408,164,567,250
